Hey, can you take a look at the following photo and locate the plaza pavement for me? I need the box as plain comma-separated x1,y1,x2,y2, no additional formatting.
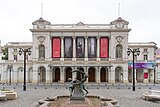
0,83,160,107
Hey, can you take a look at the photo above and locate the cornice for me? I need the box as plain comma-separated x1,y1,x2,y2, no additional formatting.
30,28,131,32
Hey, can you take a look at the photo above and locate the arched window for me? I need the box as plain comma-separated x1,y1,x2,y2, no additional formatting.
116,44,122,58
39,44,45,58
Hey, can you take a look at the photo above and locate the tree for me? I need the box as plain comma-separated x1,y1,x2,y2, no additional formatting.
2,47,8,60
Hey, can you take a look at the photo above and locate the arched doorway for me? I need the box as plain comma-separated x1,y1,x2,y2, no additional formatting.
52,67,60,82
65,67,72,82
100,67,108,82
38,66,46,83
88,67,96,82
17,67,23,83
28,67,33,83
115,67,123,83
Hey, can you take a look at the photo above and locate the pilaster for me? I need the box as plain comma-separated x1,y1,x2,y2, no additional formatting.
72,36,76,61
60,36,64,61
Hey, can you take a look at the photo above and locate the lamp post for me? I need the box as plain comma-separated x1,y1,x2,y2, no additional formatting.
127,48,140,91
152,63,158,84
7,64,13,84
19,48,31,91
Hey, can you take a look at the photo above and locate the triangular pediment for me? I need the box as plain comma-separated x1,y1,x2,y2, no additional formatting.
76,22,85,26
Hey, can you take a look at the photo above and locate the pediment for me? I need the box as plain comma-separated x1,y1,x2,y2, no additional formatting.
110,17,129,29
76,22,85,26
32,17,51,29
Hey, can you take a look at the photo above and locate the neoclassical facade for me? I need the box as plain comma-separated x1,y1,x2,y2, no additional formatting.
0,17,158,84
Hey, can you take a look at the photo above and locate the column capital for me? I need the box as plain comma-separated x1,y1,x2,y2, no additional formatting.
96,35,100,39
84,36,88,39
72,36,76,39
60,36,64,39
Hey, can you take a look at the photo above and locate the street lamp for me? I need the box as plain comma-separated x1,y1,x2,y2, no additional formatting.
19,48,31,91
152,63,158,84
127,48,140,91
7,64,13,84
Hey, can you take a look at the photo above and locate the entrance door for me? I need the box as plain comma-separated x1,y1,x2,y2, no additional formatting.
100,67,107,82
39,66,46,83
55,67,60,82
88,67,95,82
65,67,72,82
115,67,123,83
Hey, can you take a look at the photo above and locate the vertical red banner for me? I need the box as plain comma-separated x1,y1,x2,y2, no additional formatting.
144,73,148,79
52,38,61,58
100,37,109,58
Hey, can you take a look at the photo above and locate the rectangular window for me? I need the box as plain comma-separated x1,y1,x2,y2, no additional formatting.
88,37,97,58
64,37,73,58
76,37,85,58
144,49,147,52
144,55,148,60
100,37,109,58
52,37,61,58
14,55,17,60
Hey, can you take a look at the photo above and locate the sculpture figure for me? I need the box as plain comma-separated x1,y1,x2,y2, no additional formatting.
68,66,89,100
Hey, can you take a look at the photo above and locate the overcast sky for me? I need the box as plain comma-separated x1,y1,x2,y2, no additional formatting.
0,0,160,47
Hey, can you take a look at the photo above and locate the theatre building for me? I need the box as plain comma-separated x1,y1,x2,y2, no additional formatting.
0,17,157,83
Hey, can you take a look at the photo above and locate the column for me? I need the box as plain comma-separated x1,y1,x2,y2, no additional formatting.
123,70,129,83
85,67,89,83
72,36,76,61
32,68,38,83
85,36,88,61
60,67,65,83
96,67,100,83
46,67,51,83
109,67,115,83
97,36,100,61
60,36,64,61
72,67,76,80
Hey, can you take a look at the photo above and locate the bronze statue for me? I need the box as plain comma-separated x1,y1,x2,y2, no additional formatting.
69,66,89,98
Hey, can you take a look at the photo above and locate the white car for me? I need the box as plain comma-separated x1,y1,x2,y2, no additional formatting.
142,90,160,101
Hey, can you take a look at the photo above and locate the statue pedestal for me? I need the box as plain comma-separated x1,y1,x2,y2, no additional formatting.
70,83,85,100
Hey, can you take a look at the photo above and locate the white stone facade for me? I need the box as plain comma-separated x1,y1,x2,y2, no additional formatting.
0,17,158,84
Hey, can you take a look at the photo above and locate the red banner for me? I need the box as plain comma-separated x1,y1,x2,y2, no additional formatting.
100,37,109,58
52,38,61,58
144,73,148,79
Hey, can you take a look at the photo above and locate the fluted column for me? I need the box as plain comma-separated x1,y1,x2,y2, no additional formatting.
72,36,76,61
85,36,88,61
60,36,64,61
97,36,100,61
